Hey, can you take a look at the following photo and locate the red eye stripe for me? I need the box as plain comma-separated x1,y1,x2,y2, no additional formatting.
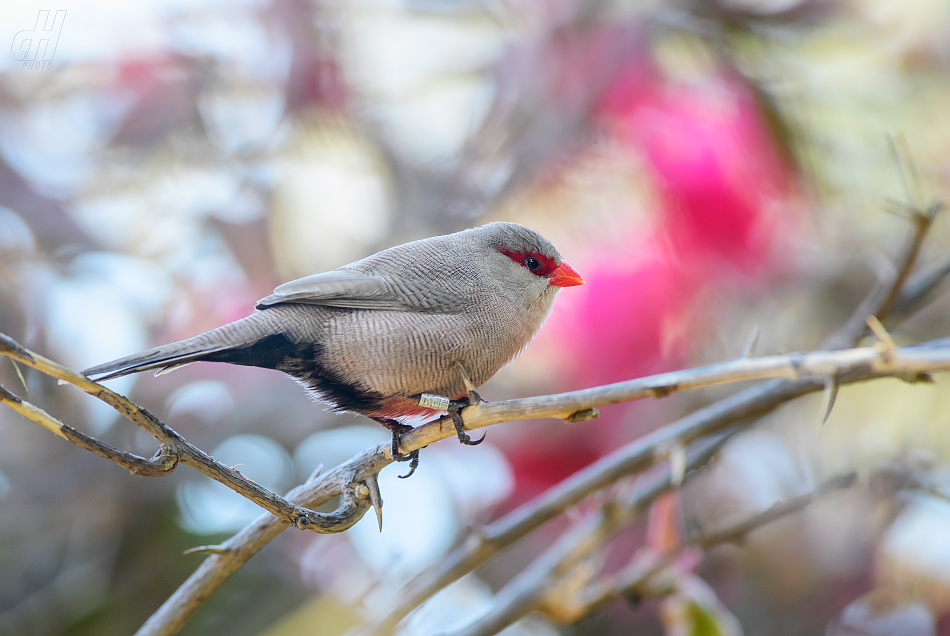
496,247,559,277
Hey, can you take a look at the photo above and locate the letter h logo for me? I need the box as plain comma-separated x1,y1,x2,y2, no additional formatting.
11,10,67,63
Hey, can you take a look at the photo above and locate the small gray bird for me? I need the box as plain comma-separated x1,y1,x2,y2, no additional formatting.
83,222,584,476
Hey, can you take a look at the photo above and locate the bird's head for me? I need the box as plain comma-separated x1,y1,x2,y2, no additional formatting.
473,222,584,306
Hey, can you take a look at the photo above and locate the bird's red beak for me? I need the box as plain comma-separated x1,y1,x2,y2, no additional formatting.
548,261,585,287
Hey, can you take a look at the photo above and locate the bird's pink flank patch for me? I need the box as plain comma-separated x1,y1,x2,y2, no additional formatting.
369,392,471,425
367,395,448,425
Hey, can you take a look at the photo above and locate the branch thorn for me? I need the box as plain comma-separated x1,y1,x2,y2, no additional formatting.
456,362,482,405
819,375,839,432
867,315,897,363
741,326,760,358
305,463,324,485
10,360,28,392
888,133,925,212
365,473,384,531
183,544,232,556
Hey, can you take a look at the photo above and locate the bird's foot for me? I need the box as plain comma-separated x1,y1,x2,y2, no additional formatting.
373,418,421,478
448,396,485,446
390,429,420,479
413,361,487,447
448,362,486,446
394,447,420,479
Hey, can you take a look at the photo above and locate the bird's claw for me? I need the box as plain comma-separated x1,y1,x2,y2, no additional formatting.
390,431,420,478
396,449,420,479
374,417,421,478
448,397,485,446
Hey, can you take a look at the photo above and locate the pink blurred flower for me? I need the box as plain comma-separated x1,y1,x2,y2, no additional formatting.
613,78,793,275
555,63,800,389
502,58,803,505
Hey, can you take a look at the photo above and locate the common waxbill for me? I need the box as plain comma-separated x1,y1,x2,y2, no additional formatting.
83,222,584,475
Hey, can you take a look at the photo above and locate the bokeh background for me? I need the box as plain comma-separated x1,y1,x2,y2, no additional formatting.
2,0,950,634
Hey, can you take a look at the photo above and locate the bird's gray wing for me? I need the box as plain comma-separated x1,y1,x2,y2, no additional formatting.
255,270,466,313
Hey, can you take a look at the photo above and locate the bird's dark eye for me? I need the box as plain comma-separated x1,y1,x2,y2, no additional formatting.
523,257,541,271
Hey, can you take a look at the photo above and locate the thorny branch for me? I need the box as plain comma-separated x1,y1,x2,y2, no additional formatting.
0,196,944,636
438,431,741,636
0,333,381,534
549,472,861,627
448,472,859,636
2,317,949,534
2,339,944,635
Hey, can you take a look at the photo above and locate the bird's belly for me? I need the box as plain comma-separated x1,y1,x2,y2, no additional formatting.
323,308,524,402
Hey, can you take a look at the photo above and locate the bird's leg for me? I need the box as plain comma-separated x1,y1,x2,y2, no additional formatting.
413,364,487,447
371,417,420,479
415,394,482,445
448,362,486,446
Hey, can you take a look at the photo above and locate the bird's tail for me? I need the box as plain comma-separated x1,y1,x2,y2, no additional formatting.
82,314,276,382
